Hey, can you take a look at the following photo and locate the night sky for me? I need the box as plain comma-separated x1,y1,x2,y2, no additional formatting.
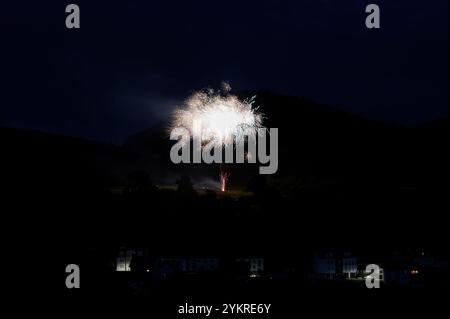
1,0,448,144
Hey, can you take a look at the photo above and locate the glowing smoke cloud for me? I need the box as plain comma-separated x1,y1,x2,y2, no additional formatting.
170,83,264,191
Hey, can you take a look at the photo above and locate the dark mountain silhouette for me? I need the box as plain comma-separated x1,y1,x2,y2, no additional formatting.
1,126,133,191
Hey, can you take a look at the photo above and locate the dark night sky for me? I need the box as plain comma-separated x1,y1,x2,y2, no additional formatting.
1,0,448,144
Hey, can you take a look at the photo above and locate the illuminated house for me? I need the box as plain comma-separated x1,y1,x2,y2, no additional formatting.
314,251,357,279
184,258,219,272
114,248,266,279
116,248,144,272
342,253,358,278
236,257,265,276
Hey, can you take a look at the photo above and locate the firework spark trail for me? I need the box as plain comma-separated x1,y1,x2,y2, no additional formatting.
219,164,229,192
170,83,264,192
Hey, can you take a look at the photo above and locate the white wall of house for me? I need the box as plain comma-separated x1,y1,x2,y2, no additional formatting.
343,257,357,277
116,250,142,271
116,250,134,271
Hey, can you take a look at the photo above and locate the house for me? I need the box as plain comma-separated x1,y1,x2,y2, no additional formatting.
184,258,219,272
114,248,266,280
116,248,144,272
342,252,358,279
236,257,265,276
313,252,336,279
148,257,220,280
314,251,357,279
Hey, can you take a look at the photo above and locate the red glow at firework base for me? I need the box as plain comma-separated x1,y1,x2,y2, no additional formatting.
219,164,230,192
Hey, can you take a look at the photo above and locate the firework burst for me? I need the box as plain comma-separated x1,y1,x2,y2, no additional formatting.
170,83,263,191
170,84,263,147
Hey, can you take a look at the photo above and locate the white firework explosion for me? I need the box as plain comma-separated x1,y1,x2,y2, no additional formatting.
169,83,264,192
170,84,263,147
